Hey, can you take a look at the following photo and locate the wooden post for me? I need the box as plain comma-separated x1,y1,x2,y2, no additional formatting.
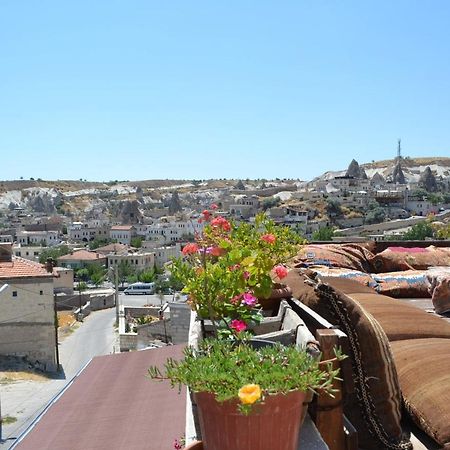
315,329,346,450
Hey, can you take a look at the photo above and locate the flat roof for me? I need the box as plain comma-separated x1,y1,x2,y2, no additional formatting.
14,345,186,450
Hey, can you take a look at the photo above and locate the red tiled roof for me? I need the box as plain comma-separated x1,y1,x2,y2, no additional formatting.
0,257,52,279
58,250,105,261
14,345,186,450
95,243,130,254
110,225,134,231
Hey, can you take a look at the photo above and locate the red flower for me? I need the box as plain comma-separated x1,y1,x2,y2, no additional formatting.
261,234,276,244
210,203,218,210
230,319,247,332
211,216,231,232
182,243,199,255
202,210,211,220
274,265,288,279
210,246,224,257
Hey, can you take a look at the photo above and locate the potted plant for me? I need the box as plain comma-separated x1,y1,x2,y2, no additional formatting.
150,208,343,450
149,338,343,450
170,208,305,337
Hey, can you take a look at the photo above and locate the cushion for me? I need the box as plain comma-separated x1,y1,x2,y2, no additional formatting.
391,338,450,448
292,243,374,272
307,266,378,289
371,270,430,298
427,268,450,314
350,293,450,341
369,246,450,273
314,282,412,450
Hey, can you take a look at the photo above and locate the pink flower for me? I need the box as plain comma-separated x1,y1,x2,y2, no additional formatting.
261,233,276,244
210,203,218,210
243,271,250,280
230,319,247,332
182,243,199,255
241,292,257,307
202,209,211,220
230,294,242,305
274,265,288,279
173,439,182,450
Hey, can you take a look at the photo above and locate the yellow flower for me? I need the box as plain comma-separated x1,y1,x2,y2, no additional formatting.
238,384,261,405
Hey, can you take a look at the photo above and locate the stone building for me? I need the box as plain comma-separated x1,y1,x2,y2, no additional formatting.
0,243,57,372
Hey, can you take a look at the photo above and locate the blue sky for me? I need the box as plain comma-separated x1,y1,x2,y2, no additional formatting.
1,1,450,182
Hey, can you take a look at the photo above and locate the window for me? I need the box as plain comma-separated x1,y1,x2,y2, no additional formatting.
12,291,17,297
40,290,43,295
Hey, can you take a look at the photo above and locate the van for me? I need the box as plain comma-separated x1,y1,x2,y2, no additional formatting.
124,282,155,295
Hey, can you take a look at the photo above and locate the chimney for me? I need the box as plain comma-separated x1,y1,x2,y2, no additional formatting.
0,243,13,262
45,257,55,273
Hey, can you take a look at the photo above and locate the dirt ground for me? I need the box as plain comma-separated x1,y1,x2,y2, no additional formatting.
57,311,75,328
0,355,49,383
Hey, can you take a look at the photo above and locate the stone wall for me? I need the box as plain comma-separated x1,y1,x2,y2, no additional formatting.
0,278,57,372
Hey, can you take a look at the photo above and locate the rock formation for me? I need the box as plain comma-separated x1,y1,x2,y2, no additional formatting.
345,159,367,179
419,166,438,192
168,192,182,215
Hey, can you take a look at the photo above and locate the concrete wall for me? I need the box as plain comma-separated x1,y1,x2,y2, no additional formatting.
169,302,192,344
0,277,57,371
137,319,171,344
53,267,74,294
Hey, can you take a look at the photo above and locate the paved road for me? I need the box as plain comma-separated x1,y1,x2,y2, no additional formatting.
1,307,116,449
119,292,179,308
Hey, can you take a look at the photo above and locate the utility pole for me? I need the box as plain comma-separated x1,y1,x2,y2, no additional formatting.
78,282,84,322
53,292,60,371
115,265,119,325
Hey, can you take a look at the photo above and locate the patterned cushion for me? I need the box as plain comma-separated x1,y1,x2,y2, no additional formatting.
391,338,450,448
308,266,378,289
427,269,450,314
371,270,430,298
350,293,450,341
315,282,412,450
292,243,374,272
369,246,450,273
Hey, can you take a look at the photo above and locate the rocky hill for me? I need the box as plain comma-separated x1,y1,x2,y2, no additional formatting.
313,157,450,184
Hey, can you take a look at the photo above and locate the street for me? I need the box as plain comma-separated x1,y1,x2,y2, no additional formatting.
118,292,178,308
1,307,116,449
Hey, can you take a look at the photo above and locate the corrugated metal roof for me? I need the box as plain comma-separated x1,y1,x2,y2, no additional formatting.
14,345,186,450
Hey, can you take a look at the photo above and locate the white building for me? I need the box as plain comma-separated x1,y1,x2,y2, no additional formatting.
153,244,182,268
107,252,155,272
68,222,110,242
110,225,136,245
16,230,60,247
13,244,46,262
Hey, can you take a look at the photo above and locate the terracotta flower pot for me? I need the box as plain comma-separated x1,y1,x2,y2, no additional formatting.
194,390,306,450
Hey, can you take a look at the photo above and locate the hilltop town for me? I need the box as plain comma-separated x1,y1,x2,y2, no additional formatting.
1,153,450,449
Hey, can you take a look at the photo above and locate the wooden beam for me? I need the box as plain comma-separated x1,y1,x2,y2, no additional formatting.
315,329,346,450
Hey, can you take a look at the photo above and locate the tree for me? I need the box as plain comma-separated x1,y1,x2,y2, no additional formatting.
89,238,112,250
326,199,342,220
75,268,89,282
261,197,281,211
39,245,70,264
312,226,335,241
117,260,135,286
139,268,156,283
400,222,434,240
131,237,143,248
365,207,386,225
